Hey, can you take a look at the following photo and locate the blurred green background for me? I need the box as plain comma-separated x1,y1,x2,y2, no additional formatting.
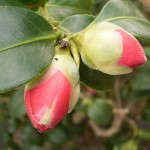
1,0,150,150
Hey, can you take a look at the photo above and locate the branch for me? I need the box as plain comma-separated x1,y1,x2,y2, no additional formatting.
88,113,125,138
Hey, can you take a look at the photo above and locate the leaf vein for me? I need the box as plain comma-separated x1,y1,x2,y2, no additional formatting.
0,34,56,52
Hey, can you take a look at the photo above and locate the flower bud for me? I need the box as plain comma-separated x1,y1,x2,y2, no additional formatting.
24,48,80,132
75,22,147,75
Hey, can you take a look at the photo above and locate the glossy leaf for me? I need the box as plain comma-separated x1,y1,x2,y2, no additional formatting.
46,0,93,21
0,7,56,92
80,61,117,90
60,14,95,33
94,0,145,22
90,0,150,42
18,0,48,11
109,18,150,42
94,0,109,15
0,0,47,15
0,0,25,7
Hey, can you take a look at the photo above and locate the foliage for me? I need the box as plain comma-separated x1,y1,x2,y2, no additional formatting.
0,0,150,149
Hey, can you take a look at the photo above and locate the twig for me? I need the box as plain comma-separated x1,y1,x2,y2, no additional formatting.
88,113,125,138
41,5,49,21
114,79,122,108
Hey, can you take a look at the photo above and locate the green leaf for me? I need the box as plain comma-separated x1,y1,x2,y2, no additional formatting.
8,87,26,118
60,14,118,90
46,0,93,21
60,14,95,33
94,0,145,22
1,0,47,11
80,61,117,90
145,46,150,58
87,98,113,126
132,62,150,91
109,17,150,42
0,7,56,92
91,0,150,42
18,0,48,11
93,0,109,15
0,0,25,7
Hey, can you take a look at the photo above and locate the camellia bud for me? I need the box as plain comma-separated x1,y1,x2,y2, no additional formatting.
24,47,80,132
74,22,147,75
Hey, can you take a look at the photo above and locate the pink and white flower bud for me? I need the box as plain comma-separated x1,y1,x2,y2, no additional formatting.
24,49,80,132
75,22,147,75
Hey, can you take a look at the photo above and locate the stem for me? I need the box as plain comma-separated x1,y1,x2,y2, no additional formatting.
114,79,122,108
124,116,137,137
88,113,125,138
41,5,71,36
57,26,72,35
41,5,49,21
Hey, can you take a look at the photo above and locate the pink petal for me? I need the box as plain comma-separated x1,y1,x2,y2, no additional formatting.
117,29,147,68
25,70,71,132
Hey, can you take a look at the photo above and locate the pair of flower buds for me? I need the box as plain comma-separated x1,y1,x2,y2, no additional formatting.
24,22,147,132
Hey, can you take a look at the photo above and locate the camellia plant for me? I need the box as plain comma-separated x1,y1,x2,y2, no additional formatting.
0,0,150,133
